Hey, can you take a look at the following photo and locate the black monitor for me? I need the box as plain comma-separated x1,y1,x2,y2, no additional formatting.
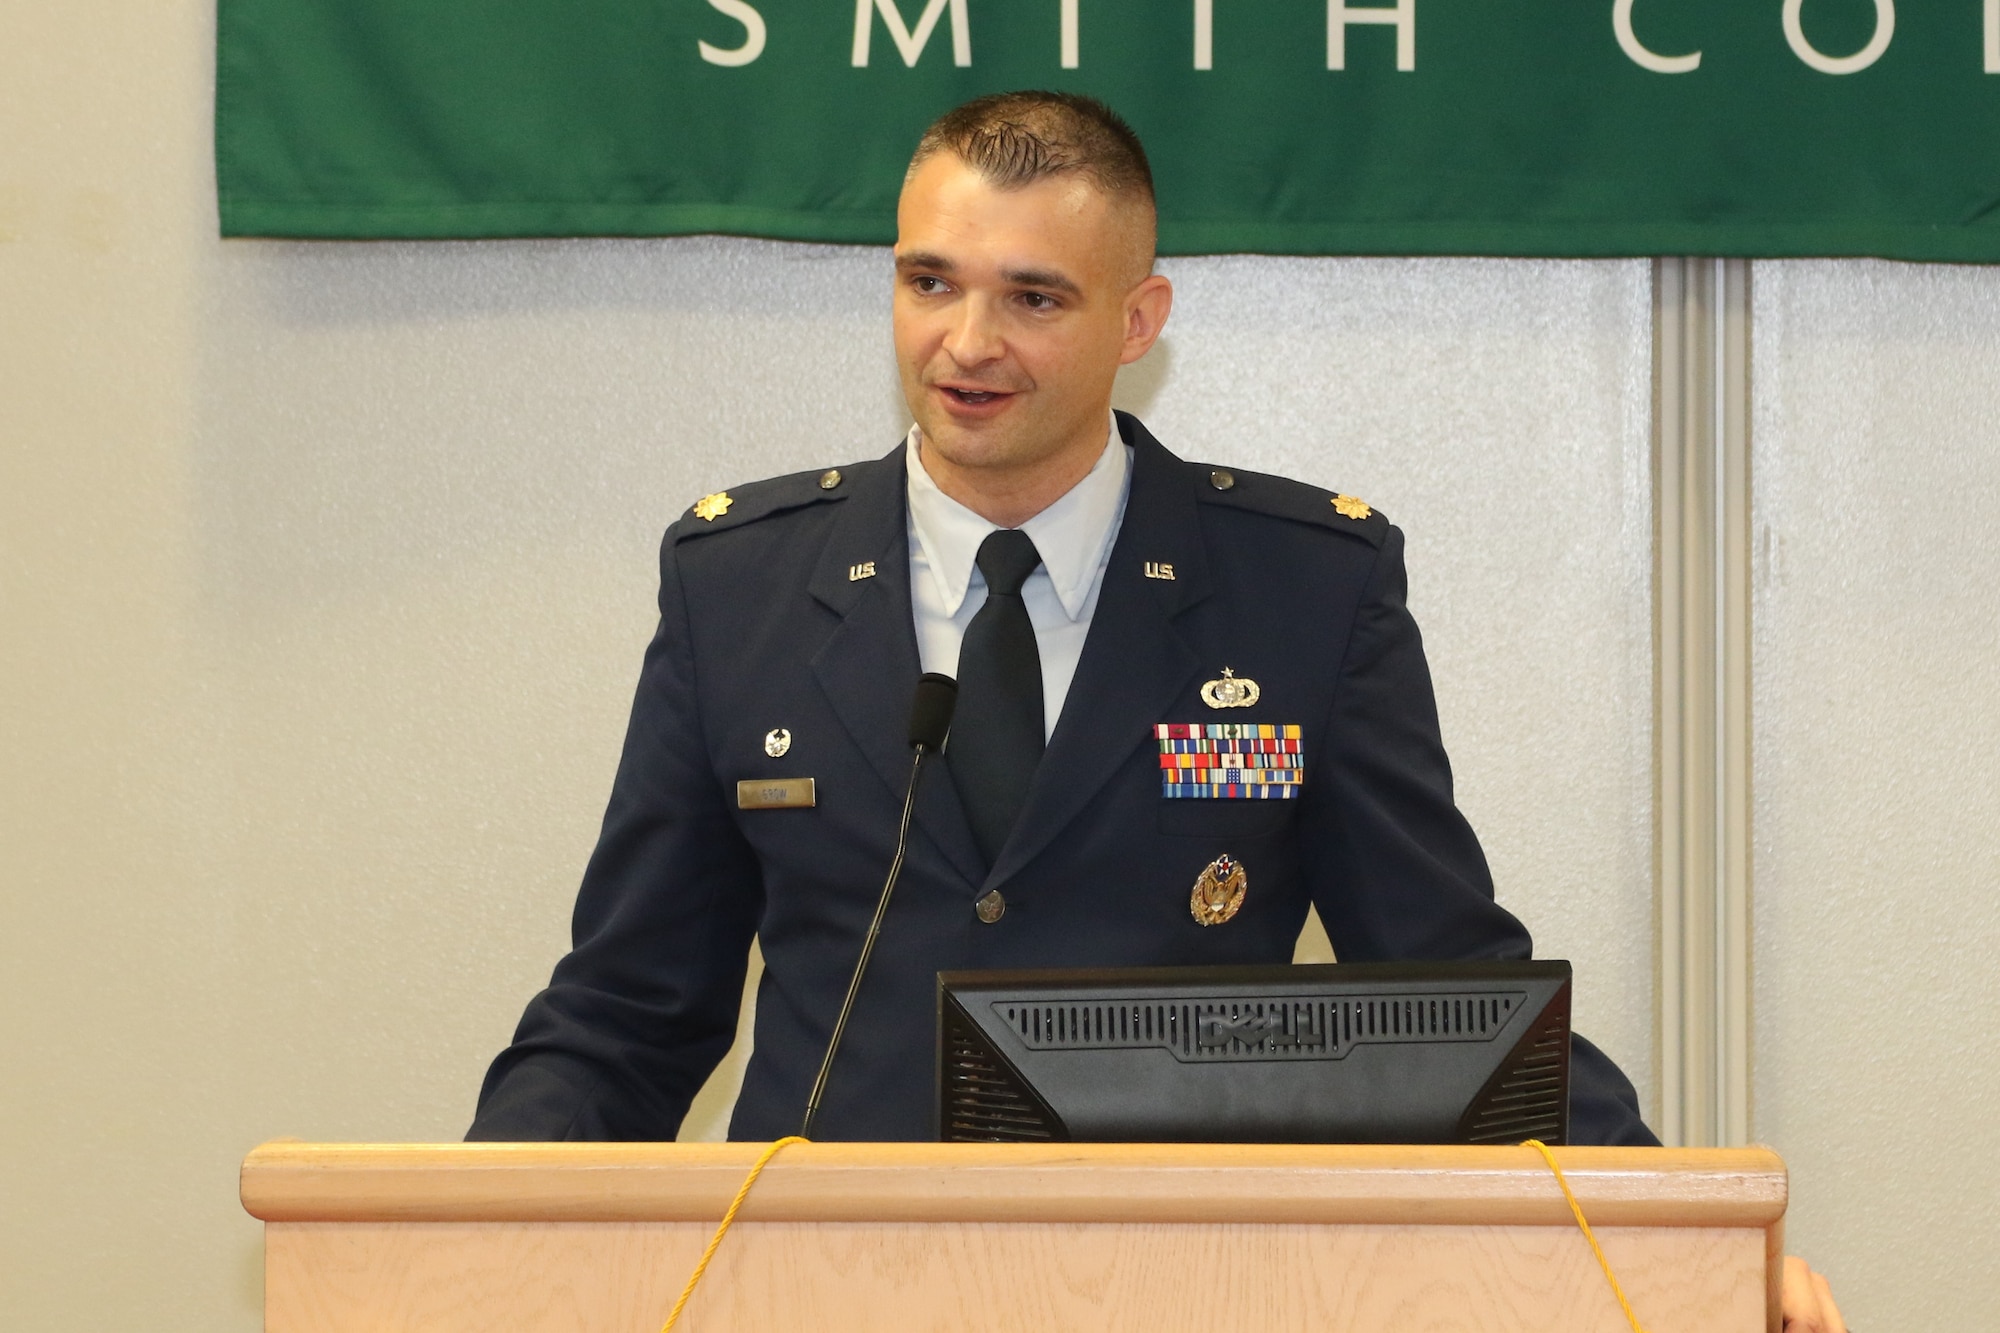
936,960,1571,1145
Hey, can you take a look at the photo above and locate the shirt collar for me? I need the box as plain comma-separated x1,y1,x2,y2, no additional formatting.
905,416,1130,620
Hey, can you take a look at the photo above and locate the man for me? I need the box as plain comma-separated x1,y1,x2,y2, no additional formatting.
470,92,1843,1326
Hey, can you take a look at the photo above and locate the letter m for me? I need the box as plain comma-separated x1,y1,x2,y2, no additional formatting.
852,0,972,66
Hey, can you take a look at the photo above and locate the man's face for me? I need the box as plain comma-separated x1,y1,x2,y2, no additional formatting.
893,153,1168,490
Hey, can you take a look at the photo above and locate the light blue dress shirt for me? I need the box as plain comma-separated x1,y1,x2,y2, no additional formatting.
904,419,1132,741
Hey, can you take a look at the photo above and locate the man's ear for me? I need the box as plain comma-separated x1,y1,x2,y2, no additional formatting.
1119,274,1174,365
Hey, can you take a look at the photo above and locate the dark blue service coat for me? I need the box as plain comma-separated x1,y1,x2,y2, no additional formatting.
469,414,1655,1145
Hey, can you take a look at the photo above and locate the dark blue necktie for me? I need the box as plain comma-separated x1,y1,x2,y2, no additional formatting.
949,529,1047,867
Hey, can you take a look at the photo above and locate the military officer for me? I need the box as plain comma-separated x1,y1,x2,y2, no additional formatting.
470,91,1850,1329
470,87,1657,1145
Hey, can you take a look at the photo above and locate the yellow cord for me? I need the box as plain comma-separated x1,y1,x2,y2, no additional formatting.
1523,1139,1651,1333
663,1136,1644,1331
659,1135,807,1333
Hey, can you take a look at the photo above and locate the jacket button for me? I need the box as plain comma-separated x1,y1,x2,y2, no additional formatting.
819,469,843,490
974,890,1006,923
1209,468,1235,491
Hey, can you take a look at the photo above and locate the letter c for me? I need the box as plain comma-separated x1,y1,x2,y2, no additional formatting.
1614,0,1700,73
699,0,767,65
1783,0,1894,75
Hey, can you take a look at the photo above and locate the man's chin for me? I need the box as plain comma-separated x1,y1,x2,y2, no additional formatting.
914,410,1015,462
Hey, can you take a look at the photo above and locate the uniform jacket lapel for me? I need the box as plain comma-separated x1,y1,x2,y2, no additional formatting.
986,416,1213,889
807,446,986,888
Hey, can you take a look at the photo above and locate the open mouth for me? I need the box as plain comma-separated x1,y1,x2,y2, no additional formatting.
944,387,1007,405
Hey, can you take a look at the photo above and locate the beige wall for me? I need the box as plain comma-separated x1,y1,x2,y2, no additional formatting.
14,3,1989,1332
1750,260,2000,1330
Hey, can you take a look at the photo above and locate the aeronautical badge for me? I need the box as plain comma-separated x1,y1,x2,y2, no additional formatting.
1190,853,1248,926
1200,667,1260,709
1331,493,1372,520
692,491,733,521
1156,724,1303,799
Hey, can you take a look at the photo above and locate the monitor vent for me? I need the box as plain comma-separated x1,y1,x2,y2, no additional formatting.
940,998,1061,1142
1458,1000,1571,1145
997,992,1522,1063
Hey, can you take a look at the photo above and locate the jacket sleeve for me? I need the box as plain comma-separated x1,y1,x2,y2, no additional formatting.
468,531,764,1141
1303,525,1658,1147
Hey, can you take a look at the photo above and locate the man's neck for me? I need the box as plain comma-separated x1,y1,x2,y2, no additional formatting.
915,421,1113,529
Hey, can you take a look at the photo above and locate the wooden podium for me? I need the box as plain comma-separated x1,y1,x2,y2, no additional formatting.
241,1141,1786,1332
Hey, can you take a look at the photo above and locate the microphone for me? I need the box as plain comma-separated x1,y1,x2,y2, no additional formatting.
800,672,957,1138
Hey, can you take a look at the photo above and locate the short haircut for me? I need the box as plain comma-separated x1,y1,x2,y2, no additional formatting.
908,91,1155,210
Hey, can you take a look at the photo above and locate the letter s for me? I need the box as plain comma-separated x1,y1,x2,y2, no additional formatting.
699,0,767,65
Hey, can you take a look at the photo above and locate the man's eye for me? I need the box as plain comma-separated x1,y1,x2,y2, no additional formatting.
912,275,949,294
1019,291,1059,310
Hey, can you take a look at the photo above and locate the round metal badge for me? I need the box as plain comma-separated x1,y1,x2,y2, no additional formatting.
1190,853,1247,926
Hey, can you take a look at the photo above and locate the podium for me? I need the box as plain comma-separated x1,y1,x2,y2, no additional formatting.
241,1141,1786,1331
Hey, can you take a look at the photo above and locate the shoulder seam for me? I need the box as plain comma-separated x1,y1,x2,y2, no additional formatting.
1189,461,1388,548
669,461,874,543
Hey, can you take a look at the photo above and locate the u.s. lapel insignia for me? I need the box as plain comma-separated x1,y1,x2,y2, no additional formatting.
764,728,792,758
1331,493,1372,520
1200,667,1261,709
692,491,733,522
1190,853,1247,926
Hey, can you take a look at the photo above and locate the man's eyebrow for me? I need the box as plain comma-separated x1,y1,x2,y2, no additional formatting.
1002,266,1082,296
895,251,956,272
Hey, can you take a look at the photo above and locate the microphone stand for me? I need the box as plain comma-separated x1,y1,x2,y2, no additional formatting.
800,673,955,1139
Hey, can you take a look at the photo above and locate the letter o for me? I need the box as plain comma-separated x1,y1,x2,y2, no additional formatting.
1783,0,1894,75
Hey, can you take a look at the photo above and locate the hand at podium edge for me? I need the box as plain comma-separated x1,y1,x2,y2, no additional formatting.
1782,1255,1848,1333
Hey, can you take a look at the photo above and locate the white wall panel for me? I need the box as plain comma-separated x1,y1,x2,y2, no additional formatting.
187,243,1657,1147
1752,259,2000,1331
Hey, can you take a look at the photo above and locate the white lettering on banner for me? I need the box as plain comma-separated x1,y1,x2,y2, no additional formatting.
698,0,767,65
1782,0,1894,74
717,0,2000,76
851,0,971,67
1614,0,1699,73
1328,0,1415,71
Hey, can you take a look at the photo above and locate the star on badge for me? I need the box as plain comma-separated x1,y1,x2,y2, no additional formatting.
1200,668,1261,709
692,491,733,522
1331,493,1372,521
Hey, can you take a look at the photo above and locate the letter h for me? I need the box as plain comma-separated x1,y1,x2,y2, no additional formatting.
1328,0,1414,71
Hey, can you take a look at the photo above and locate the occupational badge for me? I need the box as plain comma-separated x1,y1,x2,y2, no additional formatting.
692,491,733,521
1200,668,1260,709
764,728,792,758
1330,493,1372,520
1156,723,1303,799
1190,853,1248,926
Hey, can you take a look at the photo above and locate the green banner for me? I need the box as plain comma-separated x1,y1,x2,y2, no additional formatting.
216,0,2000,258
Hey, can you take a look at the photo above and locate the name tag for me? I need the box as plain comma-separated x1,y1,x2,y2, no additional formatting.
737,777,817,810
1156,724,1303,799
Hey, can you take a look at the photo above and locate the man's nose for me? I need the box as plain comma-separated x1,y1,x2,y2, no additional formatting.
941,295,1004,367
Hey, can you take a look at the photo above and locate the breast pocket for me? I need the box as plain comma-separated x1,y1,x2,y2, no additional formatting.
1156,798,1297,839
